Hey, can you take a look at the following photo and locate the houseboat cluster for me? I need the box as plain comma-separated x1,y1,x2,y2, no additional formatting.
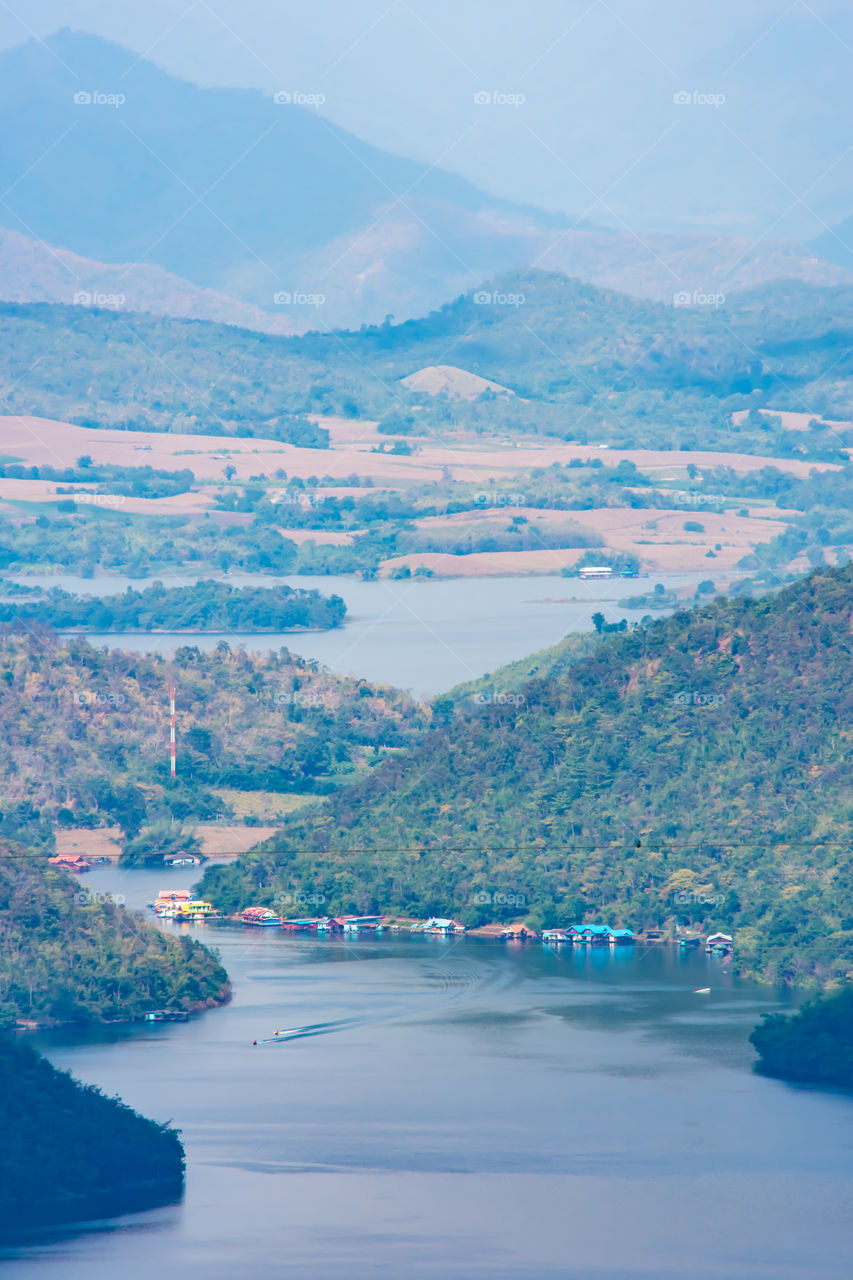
48,854,111,873
245,911,387,933
144,894,733,956
233,911,640,941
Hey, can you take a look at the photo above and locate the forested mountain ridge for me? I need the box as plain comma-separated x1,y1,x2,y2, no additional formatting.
0,30,567,331
336,273,853,436
1,272,851,453
202,564,853,985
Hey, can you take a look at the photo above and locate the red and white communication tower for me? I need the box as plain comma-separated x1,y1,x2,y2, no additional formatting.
170,684,177,779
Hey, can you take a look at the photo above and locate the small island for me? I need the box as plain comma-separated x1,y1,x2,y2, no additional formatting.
0,580,346,633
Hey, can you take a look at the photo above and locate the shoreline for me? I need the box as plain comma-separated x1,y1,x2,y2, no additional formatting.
12,982,232,1031
53,624,345,635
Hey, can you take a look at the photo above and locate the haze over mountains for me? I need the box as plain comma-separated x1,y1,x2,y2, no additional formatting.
0,30,562,331
0,29,850,332
3,2,852,238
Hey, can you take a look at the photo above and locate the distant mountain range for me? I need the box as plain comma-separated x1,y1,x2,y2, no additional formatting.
0,30,849,332
1,271,851,451
0,229,306,333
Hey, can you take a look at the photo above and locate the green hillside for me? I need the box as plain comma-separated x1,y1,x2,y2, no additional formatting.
0,635,426,841
751,985,853,1086
202,564,853,985
0,1034,184,1233
0,854,228,1024
441,630,605,708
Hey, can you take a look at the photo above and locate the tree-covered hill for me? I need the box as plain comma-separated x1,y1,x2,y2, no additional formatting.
303,271,853,435
0,635,427,838
750,985,853,1087
0,854,228,1024
0,580,346,632
0,1034,185,1233
202,564,853,985
0,302,334,440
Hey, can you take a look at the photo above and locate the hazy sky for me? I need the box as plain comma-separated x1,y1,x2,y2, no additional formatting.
3,1,851,231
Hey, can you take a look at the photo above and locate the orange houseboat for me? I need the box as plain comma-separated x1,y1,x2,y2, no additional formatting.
48,855,91,873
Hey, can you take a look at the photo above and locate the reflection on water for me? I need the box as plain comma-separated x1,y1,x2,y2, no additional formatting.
5,867,852,1279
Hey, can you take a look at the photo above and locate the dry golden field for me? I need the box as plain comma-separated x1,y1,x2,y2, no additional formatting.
0,414,836,488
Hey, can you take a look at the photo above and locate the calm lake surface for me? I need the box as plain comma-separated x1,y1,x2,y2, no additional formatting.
5,865,853,1280
10,572,703,696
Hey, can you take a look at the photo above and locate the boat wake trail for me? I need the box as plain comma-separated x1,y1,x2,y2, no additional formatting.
257,954,517,1045
260,1018,364,1043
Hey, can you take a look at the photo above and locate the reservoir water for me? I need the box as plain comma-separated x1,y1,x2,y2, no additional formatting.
10,571,703,695
4,865,853,1279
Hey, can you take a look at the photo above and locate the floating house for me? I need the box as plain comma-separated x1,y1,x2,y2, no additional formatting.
706,932,733,955
241,906,281,927
500,923,537,941
281,916,326,932
542,929,570,943
421,917,465,935
174,900,219,921
562,925,635,945
154,895,195,918
571,925,613,945
48,854,90,873
153,895,219,921
336,915,382,934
